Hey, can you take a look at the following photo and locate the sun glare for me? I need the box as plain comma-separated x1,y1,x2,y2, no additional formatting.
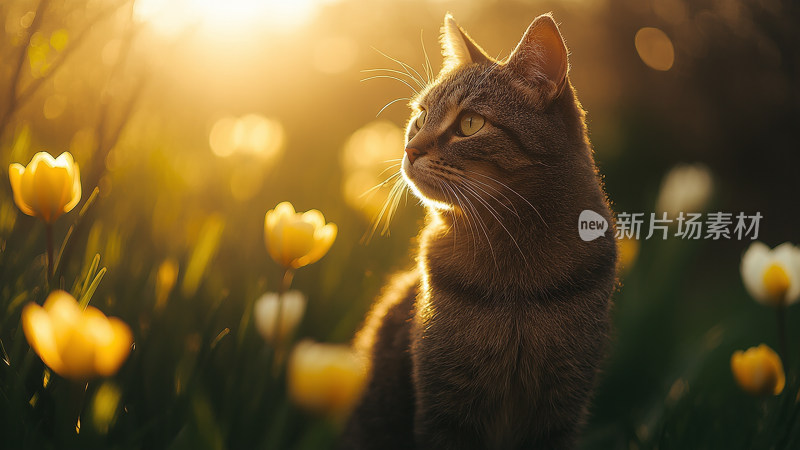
134,0,321,37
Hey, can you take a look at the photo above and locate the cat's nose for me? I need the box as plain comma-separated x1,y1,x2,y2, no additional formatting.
405,147,427,166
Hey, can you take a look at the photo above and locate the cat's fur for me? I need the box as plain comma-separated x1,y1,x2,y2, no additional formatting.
343,13,617,450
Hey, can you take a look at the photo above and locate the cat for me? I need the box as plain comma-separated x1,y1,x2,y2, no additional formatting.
342,13,618,450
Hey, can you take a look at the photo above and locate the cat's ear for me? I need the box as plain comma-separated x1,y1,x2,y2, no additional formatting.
440,13,491,72
506,14,569,96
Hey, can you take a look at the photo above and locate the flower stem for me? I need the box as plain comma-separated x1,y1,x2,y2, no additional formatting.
46,223,54,283
272,267,294,376
776,304,789,368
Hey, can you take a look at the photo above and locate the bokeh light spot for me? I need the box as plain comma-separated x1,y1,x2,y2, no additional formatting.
635,27,675,71
49,29,69,51
209,114,285,161
209,117,238,157
340,121,405,220
19,11,36,29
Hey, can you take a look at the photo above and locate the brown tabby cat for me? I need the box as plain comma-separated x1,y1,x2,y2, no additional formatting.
343,13,617,450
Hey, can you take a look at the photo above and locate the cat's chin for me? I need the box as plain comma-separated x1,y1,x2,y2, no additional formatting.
401,164,453,210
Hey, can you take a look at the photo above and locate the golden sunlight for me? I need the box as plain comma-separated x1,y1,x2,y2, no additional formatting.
209,114,285,161
134,0,323,37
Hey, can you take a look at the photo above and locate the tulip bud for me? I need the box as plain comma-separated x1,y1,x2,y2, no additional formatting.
287,340,367,417
8,152,81,223
731,344,785,396
22,290,133,380
264,202,337,269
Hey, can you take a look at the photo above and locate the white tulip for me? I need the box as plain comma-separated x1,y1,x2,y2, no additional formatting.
655,163,713,218
740,242,800,307
254,290,307,343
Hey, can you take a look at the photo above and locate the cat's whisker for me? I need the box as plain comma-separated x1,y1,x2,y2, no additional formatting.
475,61,501,89
360,171,401,199
469,180,522,219
376,163,402,178
437,181,457,251
452,182,497,270
393,176,409,226
457,182,504,221
365,179,393,242
441,180,478,261
457,181,511,230
370,47,429,92
434,180,457,243
386,177,406,231
456,175,520,219
376,97,412,117
361,68,426,90
419,30,433,85
384,178,407,235
456,179,528,267
366,175,404,242
465,170,548,228
452,184,480,247
390,178,406,228
446,183,484,251
360,75,420,96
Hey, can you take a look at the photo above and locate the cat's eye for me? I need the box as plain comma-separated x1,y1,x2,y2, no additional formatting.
414,110,427,129
458,112,485,137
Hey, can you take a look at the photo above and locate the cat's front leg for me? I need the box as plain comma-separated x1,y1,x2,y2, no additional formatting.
410,330,487,450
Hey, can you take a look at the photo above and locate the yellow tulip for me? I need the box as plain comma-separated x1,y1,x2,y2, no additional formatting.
730,344,785,396
22,290,133,381
617,236,640,274
287,340,367,417
264,202,337,269
8,151,81,224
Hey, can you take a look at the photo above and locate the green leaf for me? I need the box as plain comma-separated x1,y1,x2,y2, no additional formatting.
77,253,101,300
78,266,106,308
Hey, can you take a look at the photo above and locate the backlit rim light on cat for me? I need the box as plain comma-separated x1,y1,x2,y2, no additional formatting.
400,165,453,211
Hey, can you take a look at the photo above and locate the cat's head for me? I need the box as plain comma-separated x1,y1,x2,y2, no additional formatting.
401,14,592,219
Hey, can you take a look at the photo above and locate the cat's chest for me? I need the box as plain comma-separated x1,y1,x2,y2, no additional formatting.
414,285,533,376
412,285,543,439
